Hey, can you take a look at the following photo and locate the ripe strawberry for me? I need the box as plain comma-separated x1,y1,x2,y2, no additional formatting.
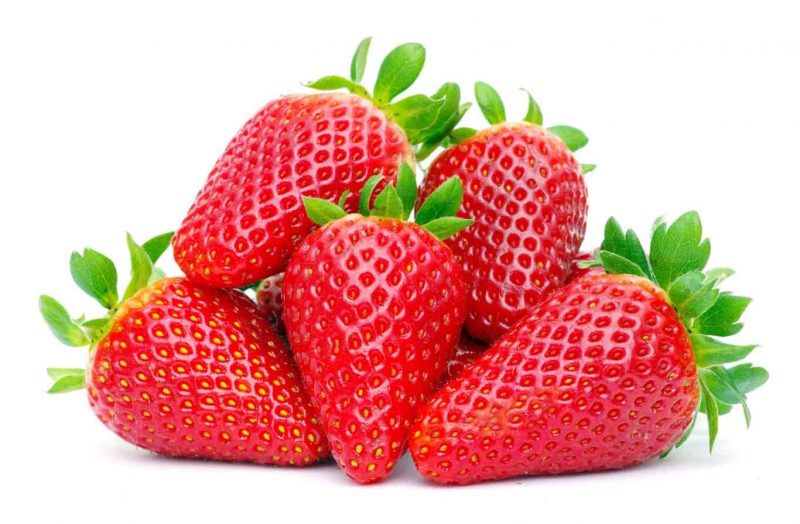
256,272,285,335
442,334,487,383
41,233,328,466
410,212,767,484
283,165,472,483
173,38,467,288
418,82,591,343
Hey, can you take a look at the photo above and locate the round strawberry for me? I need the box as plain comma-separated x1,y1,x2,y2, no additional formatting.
41,234,327,466
418,82,591,343
255,272,285,335
410,212,767,484
173,38,467,288
442,334,487,383
283,166,472,483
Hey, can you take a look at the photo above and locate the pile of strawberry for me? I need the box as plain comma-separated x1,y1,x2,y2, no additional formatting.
41,39,767,485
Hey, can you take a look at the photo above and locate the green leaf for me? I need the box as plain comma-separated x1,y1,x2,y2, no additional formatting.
396,162,417,220
358,175,384,216
547,125,589,152
371,184,404,219
600,217,653,280
597,250,647,278
581,163,597,174
373,43,425,104
350,37,371,83
122,233,154,301
421,216,474,240
691,334,756,368
696,293,751,336
337,190,351,209
449,127,477,144
81,317,111,343
699,376,720,452
702,368,747,406
148,267,167,285
415,176,464,225
650,211,710,289
39,295,89,347
47,367,85,381
668,271,718,321
302,197,347,226
48,372,85,394
474,81,506,125
306,75,368,97
384,94,445,144
70,248,118,309
141,231,174,264
415,83,465,158
521,88,543,125
727,363,769,394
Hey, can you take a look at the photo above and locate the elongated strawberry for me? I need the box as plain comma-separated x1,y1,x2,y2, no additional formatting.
173,38,467,288
255,272,285,335
418,83,591,343
442,334,488,383
283,165,471,483
41,233,328,465
410,212,767,484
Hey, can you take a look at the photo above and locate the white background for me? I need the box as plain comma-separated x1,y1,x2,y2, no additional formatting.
2,1,798,522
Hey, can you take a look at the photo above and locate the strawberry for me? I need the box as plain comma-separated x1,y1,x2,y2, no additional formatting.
418,82,591,343
283,165,472,483
173,38,467,288
442,334,488,383
410,212,767,484
40,233,328,466
255,272,285,335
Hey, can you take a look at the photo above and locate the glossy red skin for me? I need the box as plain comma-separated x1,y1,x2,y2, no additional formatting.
565,251,604,284
419,123,588,344
283,215,467,483
442,334,488,383
256,273,285,335
410,274,699,485
87,278,328,466
174,93,411,288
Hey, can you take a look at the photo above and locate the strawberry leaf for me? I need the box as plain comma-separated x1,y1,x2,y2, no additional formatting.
395,163,417,220
337,190,351,209
415,176,463,225
373,43,425,104
122,233,153,301
141,231,174,264
39,295,89,347
302,196,347,226
474,81,506,125
600,217,653,280
415,83,467,159
581,163,597,173
70,248,118,309
372,184,404,219
47,367,85,381
597,251,647,278
306,76,369,98
547,125,589,152
47,370,85,394
384,94,445,144
449,127,477,144
696,292,751,336
522,88,543,125
358,175,384,216
727,363,769,394
699,376,720,452
350,37,371,83
691,334,756,368
650,211,710,289
421,216,473,240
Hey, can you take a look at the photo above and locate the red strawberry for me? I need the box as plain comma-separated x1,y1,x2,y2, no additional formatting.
256,272,285,335
566,250,604,284
410,212,767,484
173,38,466,288
41,234,328,466
442,334,488,383
418,82,591,343
283,166,472,483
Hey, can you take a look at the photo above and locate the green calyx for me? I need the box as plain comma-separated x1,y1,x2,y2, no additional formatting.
584,212,767,454
306,37,468,151
446,81,594,174
40,231,174,394
302,162,473,241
